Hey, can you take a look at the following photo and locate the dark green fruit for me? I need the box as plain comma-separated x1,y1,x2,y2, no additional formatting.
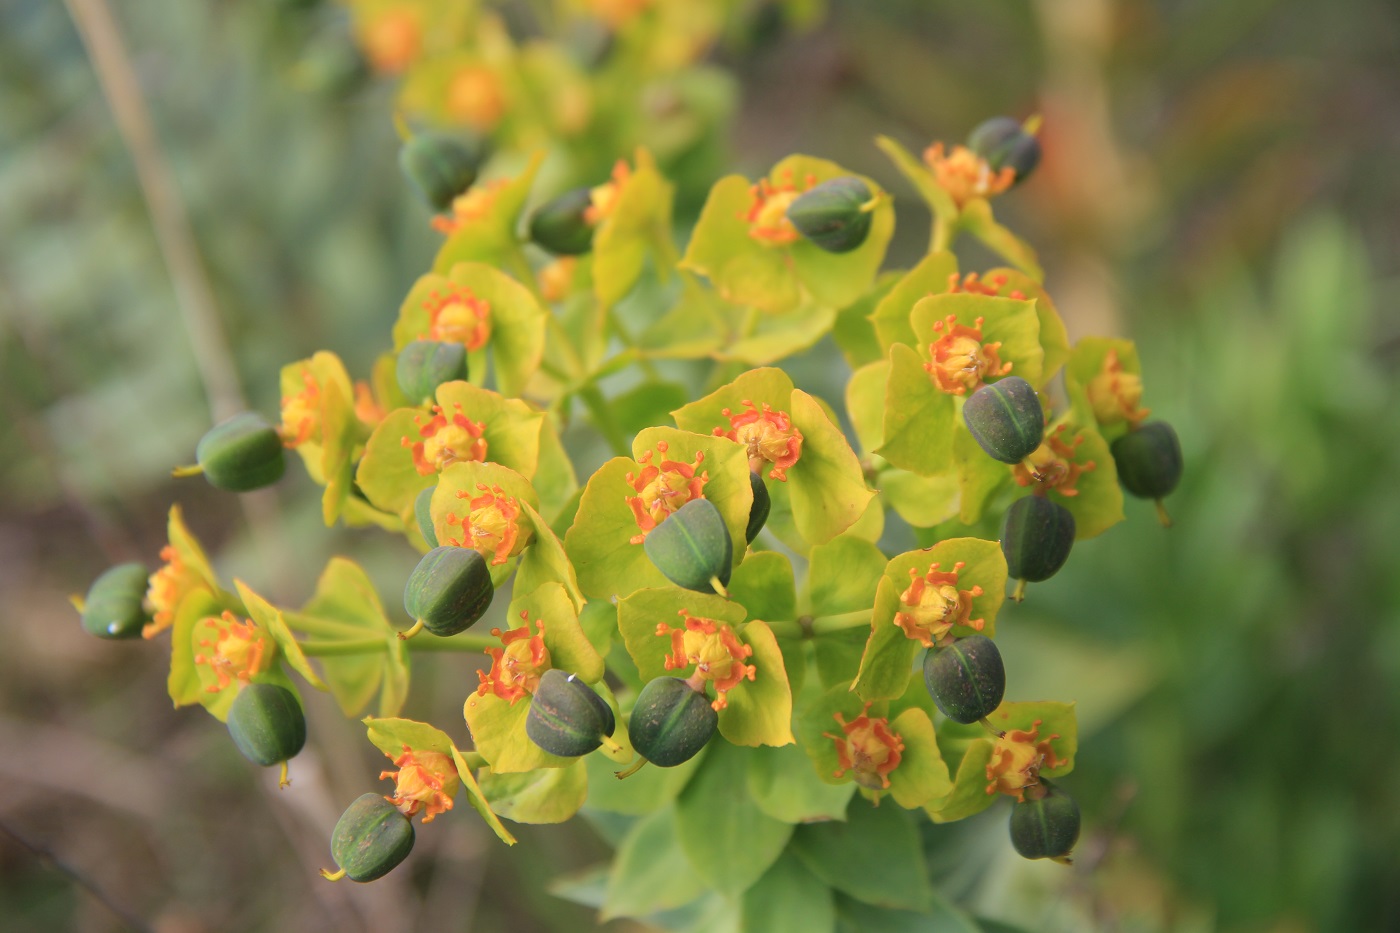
1001,495,1075,588
628,677,717,767
786,176,874,253
923,635,1006,725
528,187,596,255
745,471,770,543
414,486,439,549
226,684,307,767
194,412,286,492
968,116,1041,185
396,340,467,403
1111,421,1183,501
331,793,415,882
1009,783,1081,862
403,546,493,636
80,562,150,640
526,669,617,757
399,132,483,212
962,377,1044,464
643,498,732,594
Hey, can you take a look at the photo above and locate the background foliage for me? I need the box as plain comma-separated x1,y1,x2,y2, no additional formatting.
2,0,1399,931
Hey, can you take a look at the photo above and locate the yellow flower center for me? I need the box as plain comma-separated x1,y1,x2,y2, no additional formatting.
445,484,532,565
380,745,460,823
585,160,631,225
657,611,755,710
985,720,1064,801
362,8,421,74
447,66,505,132
625,442,708,544
404,404,488,476
894,561,984,647
1085,349,1148,426
476,615,551,704
741,173,814,246
423,285,491,351
714,400,803,481
825,704,904,792
144,545,202,639
1012,425,1096,497
194,611,275,694
279,370,321,448
925,315,1011,395
922,143,1016,208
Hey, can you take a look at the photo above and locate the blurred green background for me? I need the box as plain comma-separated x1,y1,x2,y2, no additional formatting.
3,0,1399,931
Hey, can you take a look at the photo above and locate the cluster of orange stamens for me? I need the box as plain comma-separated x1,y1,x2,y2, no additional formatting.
825,703,904,792
1085,349,1149,427
624,442,708,544
924,314,1012,395
1013,424,1096,497
403,403,488,476
430,180,509,236
143,546,201,639
421,284,492,351
584,160,631,226
446,65,505,132
740,170,815,246
922,142,1016,208
379,744,460,823
947,271,1027,301
656,610,755,711
279,370,321,449
713,400,803,481
476,613,551,704
443,483,531,565
193,611,274,694
985,719,1064,801
894,561,985,648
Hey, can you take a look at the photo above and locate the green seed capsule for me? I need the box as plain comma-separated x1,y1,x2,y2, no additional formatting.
745,471,770,544
526,669,617,758
195,412,286,492
1009,783,1081,862
402,546,493,637
399,132,484,212
923,635,1006,725
79,562,151,640
785,176,874,253
962,377,1044,464
331,793,415,883
1001,495,1075,590
527,187,596,255
968,116,1041,185
396,340,467,404
643,498,732,594
414,486,439,549
628,677,717,767
1111,421,1183,501
226,684,307,767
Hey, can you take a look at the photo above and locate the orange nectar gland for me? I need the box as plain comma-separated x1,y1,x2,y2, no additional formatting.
713,400,803,481
362,8,421,75
447,66,505,132
947,271,1027,301
403,403,488,476
353,380,387,427
421,284,491,352
1086,348,1149,427
143,546,201,639
430,179,509,235
741,171,815,246
894,562,985,648
825,703,904,793
657,610,755,711
444,483,532,565
1013,424,1096,496
584,160,631,226
279,370,321,449
193,611,275,693
625,442,708,544
922,143,1016,208
985,719,1064,801
379,745,460,823
476,614,550,704
925,315,1012,396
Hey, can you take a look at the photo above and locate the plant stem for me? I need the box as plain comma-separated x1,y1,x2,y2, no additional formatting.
810,609,873,634
578,385,629,456
297,632,500,656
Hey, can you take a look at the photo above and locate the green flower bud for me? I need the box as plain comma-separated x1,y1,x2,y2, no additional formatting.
628,676,717,768
396,340,467,404
1009,783,1081,862
402,546,493,637
1111,421,1183,501
785,176,874,253
968,116,1042,185
962,377,1044,464
525,669,617,758
330,793,415,882
923,635,1006,725
527,187,596,256
642,497,733,594
226,683,307,768
79,562,151,640
414,486,439,549
1000,495,1075,595
399,132,484,212
194,412,286,492
745,471,771,544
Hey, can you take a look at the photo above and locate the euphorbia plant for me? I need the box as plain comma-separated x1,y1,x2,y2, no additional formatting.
75,105,1182,931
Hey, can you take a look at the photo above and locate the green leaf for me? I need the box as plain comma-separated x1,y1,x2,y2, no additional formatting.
885,708,952,809
876,343,954,476
516,500,586,611
612,380,692,439
779,155,894,310
671,367,795,436
1033,412,1125,540
594,148,675,310
167,589,241,710
833,272,897,370
355,408,432,524
845,360,889,456
835,895,982,933
364,716,458,761
869,252,960,354
235,580,326,691
480,760,588,824
959,199,1043,281
984,700,1078,779
448,744,516,845
681,174,800,314
585,742,706,815
807,535,887,616
617,588,747,689
464,686,576,774
721,303,838,365
882,469,960,528
747,741,855,823
741,854,836,933
875,135,957,224
675,740,794,897
924,738,996,823
280,351,357,525
728,550,797,622
602,809,709,921
791,798,933,911
719,621,795,747
954,422,1009,525
431,152,544,275
788,389,875,545
511,582,604,683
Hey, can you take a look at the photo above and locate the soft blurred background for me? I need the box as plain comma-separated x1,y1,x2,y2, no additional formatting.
3,0,1399,931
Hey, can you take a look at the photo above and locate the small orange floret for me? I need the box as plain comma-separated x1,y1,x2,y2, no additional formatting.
353,380,387,428
584,160,632,226
446,65,505,132
279,370,321,449
402,403,488,476
589,0,654,28
476,613,551,704
430,179,509,236
444,483,532,565
922,142,1016,208
824,703,904,792
924,314,1012,396
1013,424,1096,497
380,744,460,823
1085,349,1149,427
538,257,577,304
894,561,984,648
740,170,815,246
655,610,755,711
713,400,803,481
985,719,1064,801
193,611,275,694
947,271,1027,302
421,284,492,352
625,441,708,544
361,8,422,75
144,545,203,639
